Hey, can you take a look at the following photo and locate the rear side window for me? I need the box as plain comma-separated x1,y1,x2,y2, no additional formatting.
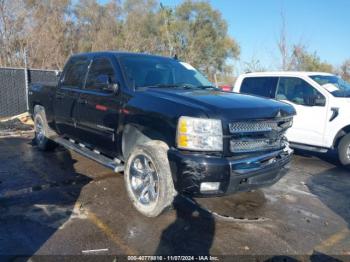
240,77,278,98
62,56,90,88
85,58,115,90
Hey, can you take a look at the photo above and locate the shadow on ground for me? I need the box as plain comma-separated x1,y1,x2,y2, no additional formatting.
294,149,350,227
0,137,91,260
307,166,350,227
294,148,341,167
155,195,215,255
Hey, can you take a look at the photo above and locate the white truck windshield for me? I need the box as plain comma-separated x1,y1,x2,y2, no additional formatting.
310,75,350,97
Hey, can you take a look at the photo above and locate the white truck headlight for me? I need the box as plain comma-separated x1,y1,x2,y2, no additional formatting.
176,116,223,151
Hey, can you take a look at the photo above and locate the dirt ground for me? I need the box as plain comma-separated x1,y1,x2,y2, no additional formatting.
0,131,349,261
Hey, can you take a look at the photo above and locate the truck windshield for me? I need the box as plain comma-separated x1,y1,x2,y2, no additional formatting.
118,55,213,90
310,75,350,97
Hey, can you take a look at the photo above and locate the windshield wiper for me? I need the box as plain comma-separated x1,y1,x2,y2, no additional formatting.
139,84,195,89
196,85,220,90
138,84,219,90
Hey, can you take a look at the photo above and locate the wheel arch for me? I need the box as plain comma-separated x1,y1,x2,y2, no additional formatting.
333,125,350,148
122,124,173,160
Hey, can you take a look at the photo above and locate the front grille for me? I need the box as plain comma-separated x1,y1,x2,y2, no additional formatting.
229,117,292,153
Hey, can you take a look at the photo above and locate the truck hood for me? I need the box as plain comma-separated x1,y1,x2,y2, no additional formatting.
330,96,350,108
143,88,296,120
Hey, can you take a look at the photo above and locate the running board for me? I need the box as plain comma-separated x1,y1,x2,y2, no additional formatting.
290,142,328,153
54,137,124,173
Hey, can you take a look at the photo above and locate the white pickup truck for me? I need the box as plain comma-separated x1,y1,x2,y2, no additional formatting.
233,72,350,167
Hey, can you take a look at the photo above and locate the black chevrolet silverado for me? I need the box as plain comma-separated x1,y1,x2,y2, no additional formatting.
29,52,295,217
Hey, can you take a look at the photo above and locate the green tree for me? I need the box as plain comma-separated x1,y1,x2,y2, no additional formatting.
160,0,240,79
74,0,122,52
339,59,350,81
0,0,240,75
0,0,27,67
24,0,73,69
243,57,266,73
120,0,160,53
290,45,333,73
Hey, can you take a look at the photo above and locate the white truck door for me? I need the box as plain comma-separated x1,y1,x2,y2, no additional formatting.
276,77,328,147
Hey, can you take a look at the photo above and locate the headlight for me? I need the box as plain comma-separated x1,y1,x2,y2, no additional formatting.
176,116,223,151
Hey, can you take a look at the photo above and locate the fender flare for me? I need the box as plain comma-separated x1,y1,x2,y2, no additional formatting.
333,125,350,148
122,124,172,160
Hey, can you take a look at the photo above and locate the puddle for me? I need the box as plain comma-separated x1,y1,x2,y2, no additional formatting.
1,177,90,198
208,211,268,222
2,203,87,229
184,192,269,223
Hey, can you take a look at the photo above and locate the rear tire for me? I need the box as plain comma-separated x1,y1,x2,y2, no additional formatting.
34,106,57,151
338,133,350,168
124,140,176,217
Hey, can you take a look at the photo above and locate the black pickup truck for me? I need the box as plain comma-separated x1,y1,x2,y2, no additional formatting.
29,51,295,217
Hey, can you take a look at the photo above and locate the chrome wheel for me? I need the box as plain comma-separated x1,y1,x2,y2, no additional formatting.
35,116,45,143
129,154,159,206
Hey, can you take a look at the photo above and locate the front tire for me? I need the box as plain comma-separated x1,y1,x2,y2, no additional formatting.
34,106,57,151
338,133,350,168
124,141,176,217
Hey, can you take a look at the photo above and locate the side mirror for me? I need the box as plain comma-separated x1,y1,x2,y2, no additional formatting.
109,83,119,94
304,94,326,106
96,74,119,94
314,97,326,106
55,70,61,77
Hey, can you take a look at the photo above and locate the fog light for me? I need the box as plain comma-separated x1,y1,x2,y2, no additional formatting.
200,182,220,192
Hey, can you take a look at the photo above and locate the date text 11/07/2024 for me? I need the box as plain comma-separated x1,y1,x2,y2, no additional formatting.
127,255,219,261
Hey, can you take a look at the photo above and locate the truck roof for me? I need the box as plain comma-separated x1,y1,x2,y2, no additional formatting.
240,71,334,78
70,51,173,60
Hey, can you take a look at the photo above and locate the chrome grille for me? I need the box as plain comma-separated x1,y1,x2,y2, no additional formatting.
229,117,292,153
230,139,283,153
229,117,292,134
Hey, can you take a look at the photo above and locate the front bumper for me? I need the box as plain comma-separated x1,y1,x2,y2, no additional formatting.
168,147,292,197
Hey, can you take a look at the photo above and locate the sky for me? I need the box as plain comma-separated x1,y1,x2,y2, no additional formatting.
100,0,350,73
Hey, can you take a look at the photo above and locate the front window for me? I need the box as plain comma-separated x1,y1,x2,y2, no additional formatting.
276,77,325,106
85,58,115,90
118,55,213,90
310,75,350,97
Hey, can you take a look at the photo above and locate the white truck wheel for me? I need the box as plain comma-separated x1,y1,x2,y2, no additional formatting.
338,133,350,168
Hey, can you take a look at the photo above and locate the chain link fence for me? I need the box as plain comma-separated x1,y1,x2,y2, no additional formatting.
0,67,58,118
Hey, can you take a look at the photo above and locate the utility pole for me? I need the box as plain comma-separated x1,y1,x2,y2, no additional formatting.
160,3,174,57
24,48,29,111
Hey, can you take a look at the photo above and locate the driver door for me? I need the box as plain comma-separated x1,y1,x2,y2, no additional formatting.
276,77,328,147
76,56,121,156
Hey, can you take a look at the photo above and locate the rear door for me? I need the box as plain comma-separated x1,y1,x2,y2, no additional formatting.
54,56,90,138
239,77,279,98
275,77,328,147
76,56,122,156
